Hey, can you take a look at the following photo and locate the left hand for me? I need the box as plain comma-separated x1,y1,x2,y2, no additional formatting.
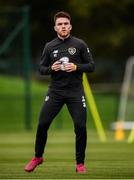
64,63,77,72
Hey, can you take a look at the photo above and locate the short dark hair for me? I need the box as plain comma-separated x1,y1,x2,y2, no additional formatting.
54,11,71,23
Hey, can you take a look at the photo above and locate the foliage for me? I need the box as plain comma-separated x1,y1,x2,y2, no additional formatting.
0,0,134,82
69,0,134,59
0,0,134,58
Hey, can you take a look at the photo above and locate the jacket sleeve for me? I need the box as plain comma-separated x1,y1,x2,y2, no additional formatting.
38,43,53,75
76,41,95,73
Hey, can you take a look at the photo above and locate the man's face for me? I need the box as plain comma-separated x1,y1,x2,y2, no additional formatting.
54,17,72,38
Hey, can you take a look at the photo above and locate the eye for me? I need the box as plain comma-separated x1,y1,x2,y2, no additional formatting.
57,23,62,26
64,22,69,25
57,22,69,26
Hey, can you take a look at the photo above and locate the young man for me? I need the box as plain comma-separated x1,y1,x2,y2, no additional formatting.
25,11,95,173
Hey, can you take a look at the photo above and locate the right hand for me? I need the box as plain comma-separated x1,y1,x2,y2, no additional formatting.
51,61,61,71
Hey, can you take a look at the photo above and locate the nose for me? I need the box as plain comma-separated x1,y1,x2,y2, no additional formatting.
62,24,65,28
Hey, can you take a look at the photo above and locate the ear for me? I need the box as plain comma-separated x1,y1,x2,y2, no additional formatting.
54,26,57,32
69,24,72,31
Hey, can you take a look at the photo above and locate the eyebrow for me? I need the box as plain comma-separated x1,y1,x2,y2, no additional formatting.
57,22,69,26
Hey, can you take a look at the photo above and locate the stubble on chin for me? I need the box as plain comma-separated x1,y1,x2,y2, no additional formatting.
59,32,70,39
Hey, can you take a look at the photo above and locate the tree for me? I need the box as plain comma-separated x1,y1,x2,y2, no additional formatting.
0,0,134,82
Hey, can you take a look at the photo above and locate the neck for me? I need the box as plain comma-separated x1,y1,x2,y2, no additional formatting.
58,34,70,40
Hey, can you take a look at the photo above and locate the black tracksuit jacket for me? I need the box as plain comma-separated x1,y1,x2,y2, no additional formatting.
39,35,95,89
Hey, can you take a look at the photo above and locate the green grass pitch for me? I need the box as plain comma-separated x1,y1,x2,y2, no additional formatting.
0,75,134,178
0,130,134,179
